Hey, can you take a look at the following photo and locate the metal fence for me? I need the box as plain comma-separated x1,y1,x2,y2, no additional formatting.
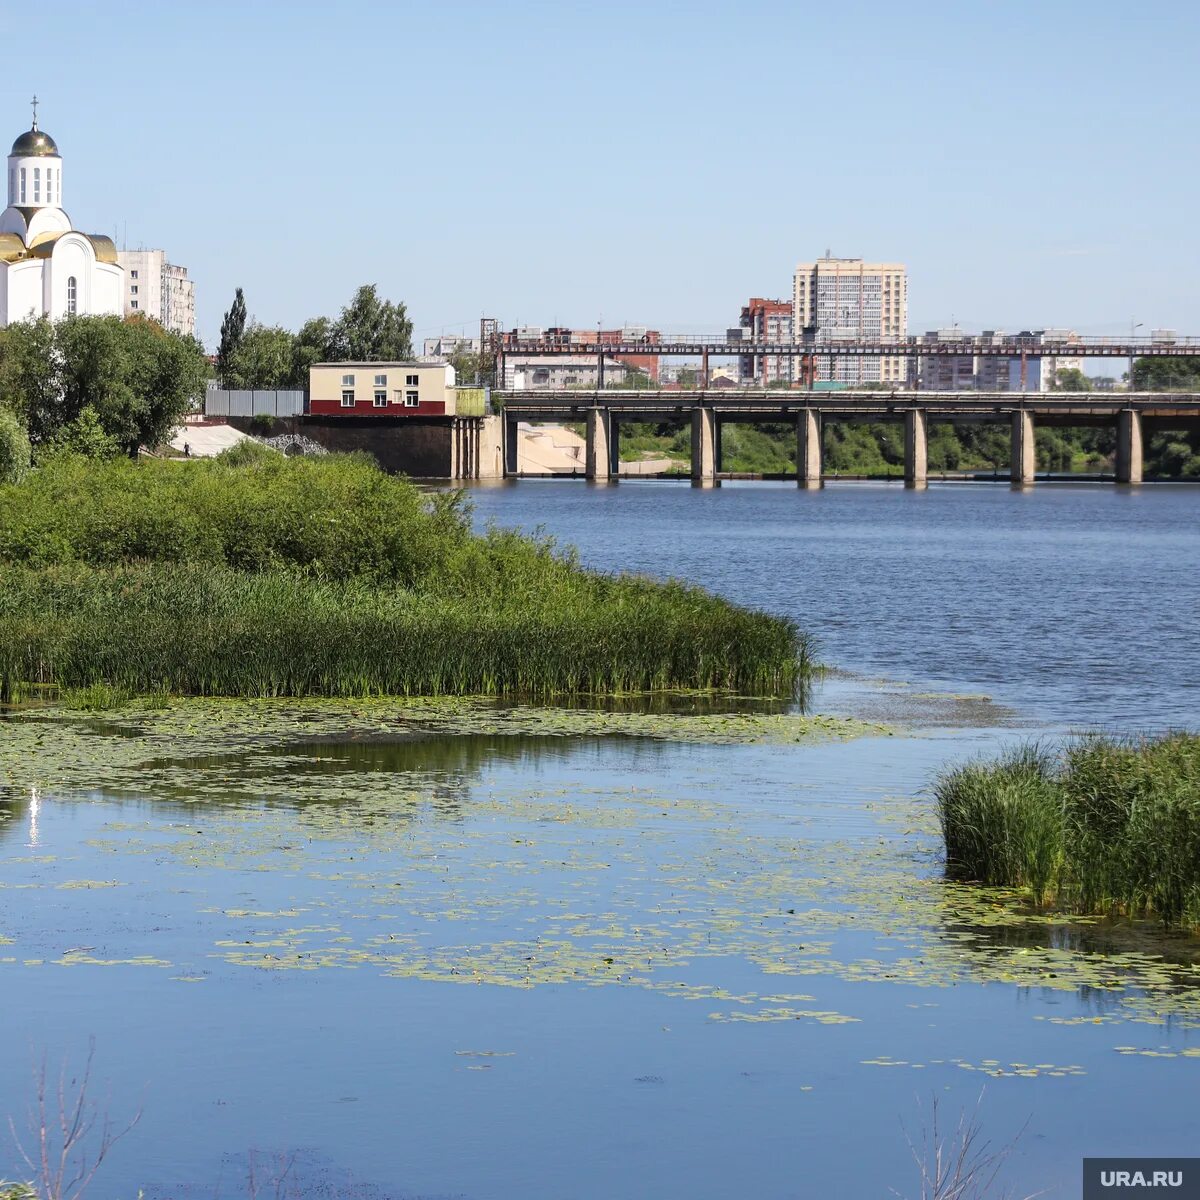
204,388,307,418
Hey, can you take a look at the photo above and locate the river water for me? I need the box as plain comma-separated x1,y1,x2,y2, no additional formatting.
1,480,1198,1199
466,479,1200,731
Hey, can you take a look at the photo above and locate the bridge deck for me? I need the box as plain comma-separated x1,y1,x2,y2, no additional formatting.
499,389,1200,421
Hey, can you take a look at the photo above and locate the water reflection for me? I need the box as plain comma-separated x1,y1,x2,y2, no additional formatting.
96,733,678,826
0,786,33,847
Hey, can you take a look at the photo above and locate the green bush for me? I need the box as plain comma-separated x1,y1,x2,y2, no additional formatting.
0,409,31,484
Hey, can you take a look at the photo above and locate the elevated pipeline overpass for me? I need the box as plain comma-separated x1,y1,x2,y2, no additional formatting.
492,333,1200,391
497,335,1200,360
496,389,1200,486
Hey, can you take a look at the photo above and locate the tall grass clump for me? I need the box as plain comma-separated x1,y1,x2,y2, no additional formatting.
0,453,809,699
935,745,1063,904
936,734,1200,929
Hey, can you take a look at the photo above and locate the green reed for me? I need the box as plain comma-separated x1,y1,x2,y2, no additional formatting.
0,557,805,700
0,454,808,697
936,734,1200,929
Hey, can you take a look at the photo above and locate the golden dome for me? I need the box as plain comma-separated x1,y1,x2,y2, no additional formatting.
11,127,58,157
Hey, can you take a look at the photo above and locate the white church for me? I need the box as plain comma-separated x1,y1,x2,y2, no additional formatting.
0,100,122,325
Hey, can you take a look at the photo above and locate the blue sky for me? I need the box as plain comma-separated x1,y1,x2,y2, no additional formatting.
8,0,1197,350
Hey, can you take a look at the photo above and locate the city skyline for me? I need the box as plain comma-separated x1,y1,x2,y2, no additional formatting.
5,0,1198,354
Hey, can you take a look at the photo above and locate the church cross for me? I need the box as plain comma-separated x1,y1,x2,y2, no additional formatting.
31,94,38,130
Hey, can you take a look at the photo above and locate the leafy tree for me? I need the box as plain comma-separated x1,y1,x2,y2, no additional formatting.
1131,356,1200,391
331,284,413,361
0,408,31,483
54,315,208,455
290,316,337,387
120,318,210,450
224,323,297,389
1052,367,1092,391
0,318,60,443
447,344,491,387
1147,431,1200,477
40,404,122,461
217,287,248,385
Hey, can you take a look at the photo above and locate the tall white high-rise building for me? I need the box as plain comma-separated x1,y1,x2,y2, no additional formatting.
117,248,195,337
793,256,906,385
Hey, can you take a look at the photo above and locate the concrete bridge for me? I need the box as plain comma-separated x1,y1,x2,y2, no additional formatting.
497,390,1200,486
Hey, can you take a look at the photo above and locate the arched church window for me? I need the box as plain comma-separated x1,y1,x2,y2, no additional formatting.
47,169,54,204
33,167,39,203
19,167,25,203
7,169,12,203
67,276,77,315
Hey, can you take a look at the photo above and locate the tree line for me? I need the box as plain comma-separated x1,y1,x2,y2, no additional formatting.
0,281,422,483
216,283,415,390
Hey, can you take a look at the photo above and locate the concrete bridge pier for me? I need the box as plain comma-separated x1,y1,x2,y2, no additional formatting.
691,408,716,486
796,409,822,488
586,407,613,482
1116,409,1144,484
904,408,928,489
478,415,504,479
1011,409,1036,485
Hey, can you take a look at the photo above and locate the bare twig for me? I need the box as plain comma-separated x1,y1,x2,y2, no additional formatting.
892,1090,1044,1200
245,1149,297,1200
8,1039,141,1200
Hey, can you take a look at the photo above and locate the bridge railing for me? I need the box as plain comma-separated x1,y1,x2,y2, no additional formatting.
498,334,1200,354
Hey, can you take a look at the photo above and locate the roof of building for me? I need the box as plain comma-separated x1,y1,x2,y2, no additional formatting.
312,361,447,368
11,126,59,157
0,233,25,262
21,231,120,264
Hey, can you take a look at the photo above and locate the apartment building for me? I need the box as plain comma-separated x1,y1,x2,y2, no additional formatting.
916,329,1086,392
423,334,480,358
738,298,792,385
117,248,195,337
793,256,906,385
506,355,631,390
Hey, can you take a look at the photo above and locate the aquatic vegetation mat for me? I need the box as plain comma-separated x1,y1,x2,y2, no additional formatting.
2,700,1200,1054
